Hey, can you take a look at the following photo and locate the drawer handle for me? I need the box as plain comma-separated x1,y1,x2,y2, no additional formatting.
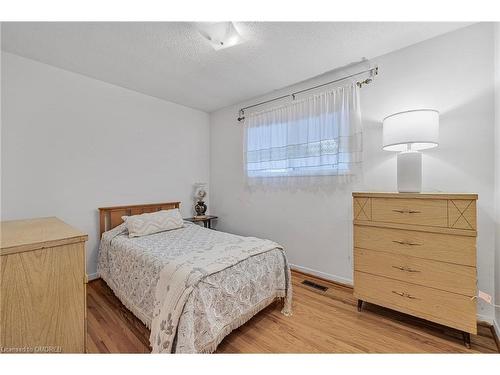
392,240,422,246
392,265,421,273
392,290,418,299
392,209,421,214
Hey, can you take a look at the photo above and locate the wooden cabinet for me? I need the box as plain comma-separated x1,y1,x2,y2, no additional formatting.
1,217,88,353
353,192,477,347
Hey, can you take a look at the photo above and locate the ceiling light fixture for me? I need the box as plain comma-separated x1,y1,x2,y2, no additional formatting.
196,22,243,50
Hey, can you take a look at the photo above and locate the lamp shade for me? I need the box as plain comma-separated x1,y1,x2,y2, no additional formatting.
382,109,439,151
194,182,207,200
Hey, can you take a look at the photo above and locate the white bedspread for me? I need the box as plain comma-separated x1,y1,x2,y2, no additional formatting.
97,222,292,353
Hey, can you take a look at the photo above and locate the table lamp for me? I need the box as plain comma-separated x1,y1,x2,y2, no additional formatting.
382,109,439,192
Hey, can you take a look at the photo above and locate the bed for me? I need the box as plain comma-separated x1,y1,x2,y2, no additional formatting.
96,202,292,353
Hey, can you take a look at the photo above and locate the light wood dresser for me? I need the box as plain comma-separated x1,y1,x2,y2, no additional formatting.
0,217,88,353
352,192,477,347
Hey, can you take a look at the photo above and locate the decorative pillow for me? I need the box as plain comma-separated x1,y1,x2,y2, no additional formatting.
122,209,184,238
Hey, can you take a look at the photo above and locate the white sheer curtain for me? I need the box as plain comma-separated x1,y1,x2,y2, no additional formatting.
244,82,362,187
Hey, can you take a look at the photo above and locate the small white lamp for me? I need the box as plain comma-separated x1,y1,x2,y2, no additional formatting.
382,109,439,193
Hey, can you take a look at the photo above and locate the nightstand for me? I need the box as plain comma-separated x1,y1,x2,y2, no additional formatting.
184,215,218,229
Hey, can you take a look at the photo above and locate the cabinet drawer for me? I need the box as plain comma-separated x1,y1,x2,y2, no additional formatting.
354,225,476,266
371,198,447,227
354,271,477,334
354,248,476,296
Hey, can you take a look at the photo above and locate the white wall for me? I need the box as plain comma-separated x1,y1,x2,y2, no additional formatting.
1,52,210,276
494,22,500,334
210,23,496,319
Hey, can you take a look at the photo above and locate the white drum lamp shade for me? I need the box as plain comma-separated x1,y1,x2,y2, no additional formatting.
382,109,439,192
383,110,439,151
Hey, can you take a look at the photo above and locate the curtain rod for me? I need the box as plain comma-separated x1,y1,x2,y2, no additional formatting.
237,66,378,122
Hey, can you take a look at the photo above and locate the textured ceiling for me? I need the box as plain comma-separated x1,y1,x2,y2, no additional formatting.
1,22,472,112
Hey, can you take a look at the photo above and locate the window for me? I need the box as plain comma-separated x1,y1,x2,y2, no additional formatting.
245,82,362,182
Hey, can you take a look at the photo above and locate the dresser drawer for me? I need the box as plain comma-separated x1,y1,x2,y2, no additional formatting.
371,198,448,227
354,248,476,296
354,225,476,266
354,271,477,333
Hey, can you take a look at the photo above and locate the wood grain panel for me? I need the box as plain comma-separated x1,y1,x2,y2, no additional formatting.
354,225,476,266
354,248,476,296
372,198,448,227
354,271,477,334
353,220,477,237
110,210,126,231
353,192,478,200
0,217,87,256
1,242,86,352
353,197,371,221
448,200,477,230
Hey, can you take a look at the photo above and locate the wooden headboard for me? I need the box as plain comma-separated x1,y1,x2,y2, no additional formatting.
98,201,181,237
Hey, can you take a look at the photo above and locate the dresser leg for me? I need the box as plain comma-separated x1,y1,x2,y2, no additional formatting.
357,299,363,312
462,332,471,348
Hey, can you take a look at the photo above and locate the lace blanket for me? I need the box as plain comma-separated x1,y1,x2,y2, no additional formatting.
97,222,292,353
150,236,292,353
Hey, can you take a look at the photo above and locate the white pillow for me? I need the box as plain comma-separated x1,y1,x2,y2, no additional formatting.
122,208,184,238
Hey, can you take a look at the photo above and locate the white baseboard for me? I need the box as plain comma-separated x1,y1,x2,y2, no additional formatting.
87,272,99,281
494,319,500,339
290,263,353,286
477,313,495,324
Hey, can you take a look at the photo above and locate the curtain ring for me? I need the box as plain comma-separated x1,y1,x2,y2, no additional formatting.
237,109,245,122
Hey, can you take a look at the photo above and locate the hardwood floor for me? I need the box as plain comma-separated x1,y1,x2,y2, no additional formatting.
86,271,499,353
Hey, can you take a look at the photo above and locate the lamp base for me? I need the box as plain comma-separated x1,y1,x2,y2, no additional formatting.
397,151,422,193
